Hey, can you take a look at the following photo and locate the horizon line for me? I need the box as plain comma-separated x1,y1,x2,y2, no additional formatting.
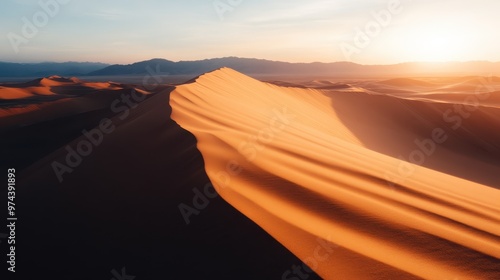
1,57,499,66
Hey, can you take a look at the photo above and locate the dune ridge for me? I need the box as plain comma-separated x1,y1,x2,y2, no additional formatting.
8,81,309,279
0,75,128,101
0,76,152,128
170,68,500,279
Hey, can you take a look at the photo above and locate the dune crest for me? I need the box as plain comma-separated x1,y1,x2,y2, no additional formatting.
0,76,122,101
170,68,500,279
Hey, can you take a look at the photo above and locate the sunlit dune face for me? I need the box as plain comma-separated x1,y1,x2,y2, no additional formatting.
170,68,500,279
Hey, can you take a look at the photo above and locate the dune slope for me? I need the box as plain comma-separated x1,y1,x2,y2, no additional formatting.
170,68,500,279
11,83,310,280
0,76,155,170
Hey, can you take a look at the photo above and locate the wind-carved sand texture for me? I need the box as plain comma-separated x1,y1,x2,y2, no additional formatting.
170,68,500,279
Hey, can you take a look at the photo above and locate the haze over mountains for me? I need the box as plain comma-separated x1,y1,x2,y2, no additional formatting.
0,61,109,78
1,58,499,79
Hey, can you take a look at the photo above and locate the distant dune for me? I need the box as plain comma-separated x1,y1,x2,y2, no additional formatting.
377,77,437,87
0,76,113,100
170,68,500,279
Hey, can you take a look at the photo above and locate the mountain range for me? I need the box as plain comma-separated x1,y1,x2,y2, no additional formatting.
1,57,499,78
0,61,109,78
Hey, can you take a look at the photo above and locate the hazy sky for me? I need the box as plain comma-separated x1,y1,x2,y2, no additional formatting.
1,0,499,64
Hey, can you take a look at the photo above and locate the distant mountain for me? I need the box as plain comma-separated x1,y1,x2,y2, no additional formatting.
1,58,499,78
87,57,365,76
87,57,345,76
88,57,500,77
0,62,109,77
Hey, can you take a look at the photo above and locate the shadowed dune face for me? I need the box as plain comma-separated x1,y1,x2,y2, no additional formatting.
170,68,500,279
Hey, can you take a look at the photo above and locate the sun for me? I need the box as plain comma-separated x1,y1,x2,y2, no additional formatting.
411,26,468,61
392,17,477,63
418,33,457,61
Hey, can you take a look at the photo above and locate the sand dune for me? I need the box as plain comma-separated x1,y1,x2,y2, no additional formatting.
4,70,499,279
378,77,438,88
0,76,157,171
0,75,124,101
5,79,309,279
0,76,150,128
170,68,500,279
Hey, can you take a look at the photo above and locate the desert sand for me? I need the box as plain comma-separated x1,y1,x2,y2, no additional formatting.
170,68,500,279
2,70,499,279
3,76,309,279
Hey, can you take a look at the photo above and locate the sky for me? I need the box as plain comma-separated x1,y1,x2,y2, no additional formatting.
0,0,499,65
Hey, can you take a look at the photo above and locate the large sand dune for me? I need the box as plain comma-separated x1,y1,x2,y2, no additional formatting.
170,68,500,279
3,70,499,279
4,77,309,279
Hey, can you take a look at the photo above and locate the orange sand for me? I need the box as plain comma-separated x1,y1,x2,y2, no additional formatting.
170,68,500,279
